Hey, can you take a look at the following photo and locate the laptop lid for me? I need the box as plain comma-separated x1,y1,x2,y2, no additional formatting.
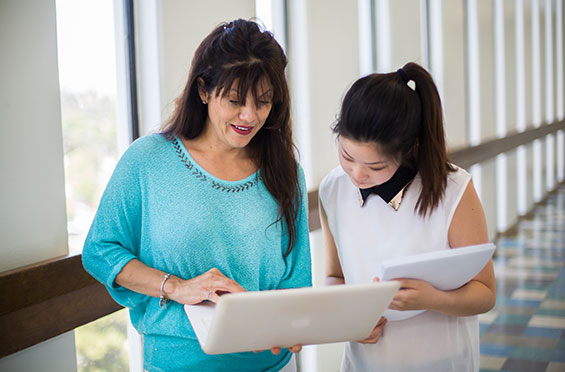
185,281,400,355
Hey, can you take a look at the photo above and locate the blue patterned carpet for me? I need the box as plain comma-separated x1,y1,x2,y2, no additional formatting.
479,184,565,372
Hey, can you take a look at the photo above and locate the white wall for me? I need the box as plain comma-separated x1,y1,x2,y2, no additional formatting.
388,0,425,69
135,0,256,135
504,0,519,230
438,0,467,149
479,1,496,141
287,0,361,189
545,0,557,191
0,0,76,371
0,0,69,272
477,0,497,239
0,333,76,372
532,0,546,203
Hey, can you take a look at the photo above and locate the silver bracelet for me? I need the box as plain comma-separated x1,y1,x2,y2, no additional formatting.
159,273,171,309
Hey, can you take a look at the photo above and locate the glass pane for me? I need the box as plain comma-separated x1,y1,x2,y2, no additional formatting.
55,1,129,371
56,0,119,254
75,309,130,372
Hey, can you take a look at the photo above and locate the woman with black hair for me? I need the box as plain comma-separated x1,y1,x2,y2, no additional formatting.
83,19,311,371
319,62,495,371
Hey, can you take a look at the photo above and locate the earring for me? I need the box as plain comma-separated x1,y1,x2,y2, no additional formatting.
202,100,207,105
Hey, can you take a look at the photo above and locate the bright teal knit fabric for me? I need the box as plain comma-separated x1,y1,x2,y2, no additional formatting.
82,134,312,371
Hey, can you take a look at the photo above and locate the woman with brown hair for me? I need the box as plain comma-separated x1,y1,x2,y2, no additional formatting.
319,62,496,371
83,19,311,371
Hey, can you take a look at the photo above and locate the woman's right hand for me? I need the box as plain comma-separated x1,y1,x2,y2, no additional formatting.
167,267,246,304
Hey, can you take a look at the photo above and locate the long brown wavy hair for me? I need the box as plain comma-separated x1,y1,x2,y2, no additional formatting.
161,19,301,256
333,62,455,217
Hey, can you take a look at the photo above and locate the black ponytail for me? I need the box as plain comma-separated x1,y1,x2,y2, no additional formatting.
401,62,455,216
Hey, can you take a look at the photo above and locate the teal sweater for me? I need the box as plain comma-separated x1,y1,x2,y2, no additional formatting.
82,134,312,371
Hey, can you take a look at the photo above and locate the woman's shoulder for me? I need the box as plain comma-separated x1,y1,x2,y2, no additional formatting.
128,133,169,152
108,134,172,180
447,164,472,189
320,166,346,187
319,166,348,199
119,134,170,164
441,164,472,212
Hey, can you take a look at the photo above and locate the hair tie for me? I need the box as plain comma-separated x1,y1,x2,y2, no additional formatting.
397,68,416,91
223,22,233,32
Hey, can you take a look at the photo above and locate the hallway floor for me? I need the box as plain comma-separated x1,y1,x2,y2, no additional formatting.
479,184,565,372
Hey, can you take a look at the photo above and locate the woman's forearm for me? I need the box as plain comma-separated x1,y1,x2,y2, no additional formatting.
115,260,246,305
115,259,178,298
429,279,496,317
325,276,345,286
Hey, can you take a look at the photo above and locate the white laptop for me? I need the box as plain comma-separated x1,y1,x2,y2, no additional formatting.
184,281,400,355
381,242,496,321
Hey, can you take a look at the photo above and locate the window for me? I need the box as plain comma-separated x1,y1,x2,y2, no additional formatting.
56,0,120,254
55,1,129,370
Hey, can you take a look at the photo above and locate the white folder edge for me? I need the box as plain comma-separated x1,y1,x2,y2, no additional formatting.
381,242,496,321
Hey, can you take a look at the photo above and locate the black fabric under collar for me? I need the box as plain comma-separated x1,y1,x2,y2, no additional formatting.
359,166,417,208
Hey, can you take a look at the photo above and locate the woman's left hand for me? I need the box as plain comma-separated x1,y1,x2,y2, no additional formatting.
388,279,440,311
272,345,302,354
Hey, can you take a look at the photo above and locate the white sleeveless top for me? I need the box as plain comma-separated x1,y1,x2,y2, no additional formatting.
319,165,479,372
